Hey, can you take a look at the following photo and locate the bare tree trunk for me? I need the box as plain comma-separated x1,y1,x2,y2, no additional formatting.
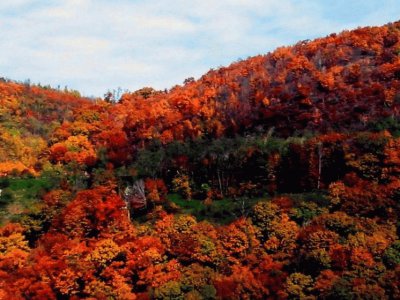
132,179,147,209
317,142,323,190
263,126,275,146
123,186,132,220
217,170,223,197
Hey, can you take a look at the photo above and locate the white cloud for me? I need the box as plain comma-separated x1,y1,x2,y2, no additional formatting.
0,0,399,97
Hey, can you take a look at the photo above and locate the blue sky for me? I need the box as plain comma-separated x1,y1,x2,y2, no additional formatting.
1,0,399,97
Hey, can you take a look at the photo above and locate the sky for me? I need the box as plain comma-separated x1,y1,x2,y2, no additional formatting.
1,1,400,98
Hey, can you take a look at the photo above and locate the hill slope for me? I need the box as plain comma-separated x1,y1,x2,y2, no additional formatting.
116,21,400,143
0,21,400,299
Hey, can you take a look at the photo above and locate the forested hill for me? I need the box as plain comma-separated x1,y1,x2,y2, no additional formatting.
2,21,400,157
116,20,400,143
0,80,93,177
0,21,400,299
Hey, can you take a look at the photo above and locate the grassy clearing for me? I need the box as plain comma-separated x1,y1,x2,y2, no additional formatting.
0,176,54,224
167,193,267,225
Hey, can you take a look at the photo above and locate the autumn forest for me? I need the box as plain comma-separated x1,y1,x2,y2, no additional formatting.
1,21,400,299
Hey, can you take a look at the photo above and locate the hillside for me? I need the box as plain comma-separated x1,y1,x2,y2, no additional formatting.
0,22,400,299
116,21,400,142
